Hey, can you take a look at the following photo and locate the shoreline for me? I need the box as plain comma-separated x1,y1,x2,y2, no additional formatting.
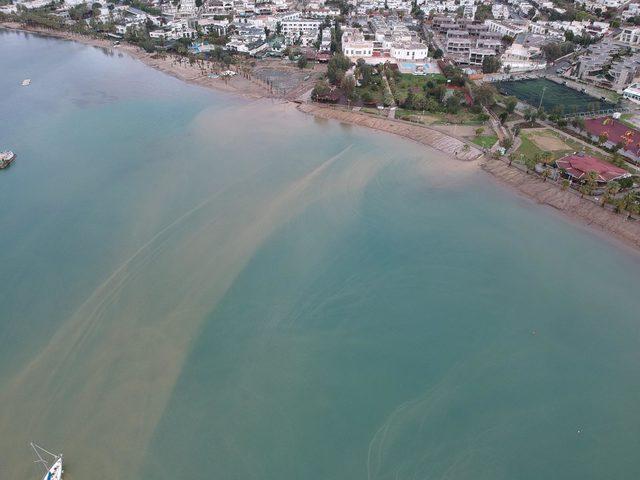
297,103,483,161
0,22,273,99
482,158,640,253
4,23,640,254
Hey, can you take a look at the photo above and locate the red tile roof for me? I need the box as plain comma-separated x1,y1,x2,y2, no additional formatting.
556,153,629,182
584,117,640,157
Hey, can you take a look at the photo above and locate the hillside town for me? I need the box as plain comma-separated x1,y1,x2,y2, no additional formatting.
3,0,640,216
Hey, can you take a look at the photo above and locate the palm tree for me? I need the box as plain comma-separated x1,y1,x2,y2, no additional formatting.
627,201,640,220
623,193,637,219
542,168,550,182
523,108,537,123
598,133,608,146
561,179,570,191
582,170,598,198
607,180,621,196
579,183,591,198
602,180,621,207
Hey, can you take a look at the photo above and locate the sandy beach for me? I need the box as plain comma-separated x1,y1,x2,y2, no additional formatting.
3,22,640,254
0,22,273,98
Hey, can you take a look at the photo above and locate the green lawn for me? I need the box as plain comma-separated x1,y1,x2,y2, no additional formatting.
432,112,487,125
393,73,446,103
472,135,498,148
356,85,383,105
514,134,545,163
514,128,610,165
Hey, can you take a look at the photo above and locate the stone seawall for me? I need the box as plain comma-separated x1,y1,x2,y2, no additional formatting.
482,158,640,251
297,103,483,161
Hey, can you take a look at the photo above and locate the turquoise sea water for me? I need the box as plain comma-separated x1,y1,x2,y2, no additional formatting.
2,30,640,480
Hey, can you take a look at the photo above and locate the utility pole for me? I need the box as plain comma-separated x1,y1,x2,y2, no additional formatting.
538,85,547,110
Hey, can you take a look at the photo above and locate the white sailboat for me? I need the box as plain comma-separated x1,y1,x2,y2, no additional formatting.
31,443,63,480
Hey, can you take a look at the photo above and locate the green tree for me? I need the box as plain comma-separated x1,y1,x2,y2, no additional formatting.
627,200,640,219
481,55,502,74
383,90,394,107
540,151,554,165
340,75,356,100
598,133,608,145
474,4,493,21
311,79,331,100
541,168,550,182
537,108,547,121
445,94,460,113
502,35,514,46
580,170,598,197
297,56,308,69
501,138,513,151
404,89,416,109
69,3,89,20
361,90,374,105
602,180,621,206
327,53,351,85
523,107,538,123
472,83,497,107
356,59,374,87
572,117,585,130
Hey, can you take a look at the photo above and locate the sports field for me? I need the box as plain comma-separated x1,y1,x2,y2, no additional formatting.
495,78,615,114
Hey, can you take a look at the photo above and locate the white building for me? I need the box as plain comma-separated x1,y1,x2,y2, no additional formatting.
620,27,640,46
484,19,526,38
623,83,640,104
319,28,332,52
390,42,429,61
491,4,509,19
468,47,495,66
342,28,374,60
280,18,322,36
501,43,547,72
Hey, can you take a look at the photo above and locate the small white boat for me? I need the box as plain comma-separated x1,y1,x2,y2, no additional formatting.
31,443,63,480
22,78,31,86
0,150,15,169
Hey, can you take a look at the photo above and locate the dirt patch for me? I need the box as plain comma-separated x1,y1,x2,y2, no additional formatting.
431,124,481,138
528,131,570,151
